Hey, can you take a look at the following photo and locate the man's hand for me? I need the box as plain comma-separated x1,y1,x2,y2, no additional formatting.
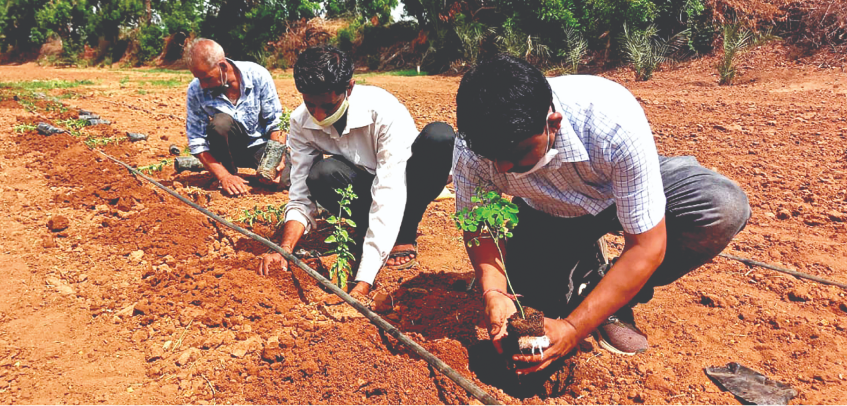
350,281,371,297
511,318,579,375
258,252,288,276
484,291,518,354
220,173,249,196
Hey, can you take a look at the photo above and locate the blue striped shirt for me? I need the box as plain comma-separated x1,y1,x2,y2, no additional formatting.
453,75,666,235
185,59,283,155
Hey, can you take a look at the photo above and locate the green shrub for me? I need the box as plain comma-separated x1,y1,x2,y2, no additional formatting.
716,22,752,85
137,24,165,63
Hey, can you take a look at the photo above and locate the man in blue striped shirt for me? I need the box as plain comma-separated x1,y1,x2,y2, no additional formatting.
454,55,750,373
184,39,287,196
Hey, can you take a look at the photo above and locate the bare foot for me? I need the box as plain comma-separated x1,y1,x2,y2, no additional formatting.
385,243,417,267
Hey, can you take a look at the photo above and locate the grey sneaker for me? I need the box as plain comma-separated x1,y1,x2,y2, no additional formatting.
595,309,648,355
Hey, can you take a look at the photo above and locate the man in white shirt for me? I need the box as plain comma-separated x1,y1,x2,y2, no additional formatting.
258,46,454,296
454,55,750,373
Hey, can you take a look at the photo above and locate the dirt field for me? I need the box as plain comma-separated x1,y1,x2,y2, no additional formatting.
0,42,846,404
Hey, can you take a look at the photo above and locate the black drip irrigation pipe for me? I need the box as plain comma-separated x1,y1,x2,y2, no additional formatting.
719,253,847,290
96,150,501,406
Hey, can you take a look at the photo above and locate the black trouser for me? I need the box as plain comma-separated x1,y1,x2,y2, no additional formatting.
205,113,266,174
306,122,455,249
505,156,752,319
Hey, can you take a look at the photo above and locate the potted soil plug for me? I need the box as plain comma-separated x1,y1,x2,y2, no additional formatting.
454,188,550,362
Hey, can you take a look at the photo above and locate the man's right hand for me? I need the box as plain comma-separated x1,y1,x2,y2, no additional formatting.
258,252,288,276
220,174,249,196
484,291,518,354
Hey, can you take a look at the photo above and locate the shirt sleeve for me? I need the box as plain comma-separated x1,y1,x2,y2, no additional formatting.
258,68,283,136
610,125,666,235
354,104,418,285
283,117,322,231
452,137,500,214
185,82,211,155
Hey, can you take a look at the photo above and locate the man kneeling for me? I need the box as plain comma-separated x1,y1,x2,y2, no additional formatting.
453,55,751,373
258,46,454,295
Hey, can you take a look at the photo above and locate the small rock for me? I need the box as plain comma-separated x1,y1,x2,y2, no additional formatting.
77,274,88,282
201,334,225,350
261,347,285,364
57,285,75,296
300,360,319,376
777,209,792,220
230,336,262,358
146,344,165,362
827,210,844,222
47,216,70,232
788,287,812,302
131,329,149,343
700,293,725,308
371,292,393,313
42,235,57,248
128,250,144,263
176,348,201,366
385,313,401,322
116,303,136,319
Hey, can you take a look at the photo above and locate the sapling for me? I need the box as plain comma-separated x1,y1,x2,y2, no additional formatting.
454,188,551,358
453,187,523,318
324,184,358,289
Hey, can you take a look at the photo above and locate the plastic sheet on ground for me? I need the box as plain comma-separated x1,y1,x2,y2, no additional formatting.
705,362,798,405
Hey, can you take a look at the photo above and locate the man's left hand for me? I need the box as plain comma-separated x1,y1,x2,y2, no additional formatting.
511,317,580,375
350,281,371,296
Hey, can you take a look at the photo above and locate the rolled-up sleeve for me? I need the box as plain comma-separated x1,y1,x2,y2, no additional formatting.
185,82,212,155
610,127,665,235
283,117,321,231
354,105,417,285
258,69,283,136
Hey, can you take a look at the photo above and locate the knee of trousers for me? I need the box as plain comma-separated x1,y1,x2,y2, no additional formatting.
698,175,752,234
417,122,456,151
208,113,236,137
305,158,347,196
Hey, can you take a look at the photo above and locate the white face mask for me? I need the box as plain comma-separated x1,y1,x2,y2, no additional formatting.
506,116,558,180
311,93,349,128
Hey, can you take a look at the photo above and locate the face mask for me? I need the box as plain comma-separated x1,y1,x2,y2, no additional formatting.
311,93,349,128
210,67,229,95
506,115,557,180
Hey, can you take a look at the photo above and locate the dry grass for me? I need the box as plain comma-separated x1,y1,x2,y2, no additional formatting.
269,17,339,68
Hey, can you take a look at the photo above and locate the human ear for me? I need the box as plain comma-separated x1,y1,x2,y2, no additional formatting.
548,112,564,133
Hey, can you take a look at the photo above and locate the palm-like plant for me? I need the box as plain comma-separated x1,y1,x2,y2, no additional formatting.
558,27,588,74
717,22,753,85
621,24,689,81
494,18,550,65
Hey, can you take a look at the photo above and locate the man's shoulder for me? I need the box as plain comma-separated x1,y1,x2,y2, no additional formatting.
353,85,404,109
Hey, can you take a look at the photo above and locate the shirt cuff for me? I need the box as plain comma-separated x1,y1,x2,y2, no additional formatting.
284,210,313,233
354,252,382,286
189,144,210,155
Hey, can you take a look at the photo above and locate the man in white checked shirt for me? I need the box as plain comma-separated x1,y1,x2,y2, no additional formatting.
454,55,750,373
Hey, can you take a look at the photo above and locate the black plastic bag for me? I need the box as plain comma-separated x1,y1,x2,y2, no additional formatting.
705,362,798,405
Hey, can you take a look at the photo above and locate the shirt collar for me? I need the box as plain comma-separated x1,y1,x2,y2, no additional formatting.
301,87,372,136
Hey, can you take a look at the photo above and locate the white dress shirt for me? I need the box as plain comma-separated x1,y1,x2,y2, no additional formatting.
284,85,419,285
453,75,666,235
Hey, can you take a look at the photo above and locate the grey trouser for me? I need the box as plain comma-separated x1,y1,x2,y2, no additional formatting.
505,156,752,318
206,113,292,188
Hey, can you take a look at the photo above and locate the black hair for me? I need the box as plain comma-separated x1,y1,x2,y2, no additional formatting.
293,46,354,95
456,54,552,160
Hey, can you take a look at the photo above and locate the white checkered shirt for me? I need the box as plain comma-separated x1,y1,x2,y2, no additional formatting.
185,58,283,155
452,75,666,235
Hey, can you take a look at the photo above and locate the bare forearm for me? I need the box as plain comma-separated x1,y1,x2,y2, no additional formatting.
195,151,232,180
565,219,667,340
279,220,306,251
463,231,508,293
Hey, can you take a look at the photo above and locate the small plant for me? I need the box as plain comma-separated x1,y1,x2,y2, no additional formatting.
453,188,524,318
237,204,287,227
138,159,173,174
558,27,588,74
621,24,690,81
0,79,94,90
119,76,130,88
324,184,358,289
13,124,37,133
137,89,147,95
717,22,753,85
